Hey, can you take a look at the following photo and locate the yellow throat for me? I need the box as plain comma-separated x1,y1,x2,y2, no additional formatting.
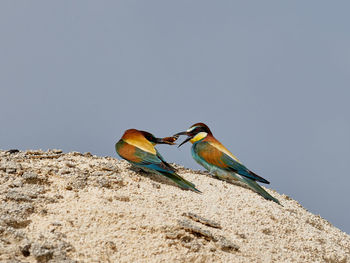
190,132,208,144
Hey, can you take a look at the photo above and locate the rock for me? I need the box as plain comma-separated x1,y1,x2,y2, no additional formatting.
6,259,26,263
60,168,71,175
9,178,24,188
100,163,118,172
5,161,21,174
65,162,75,168
0,215,31,228
177,219,215,241
176,219,239,253
114,196,130,202
105,241,117,252
96,177,111,188
0,149,349,263
182,212,222,229
152,183,161,189
2,227,27,241
30,243,54,262
6,191,34,202
109,174,125,187
22,172,39,183
25,150,45,155
19,241,31,257
6,149,20,154
22,172,49,185
66,175,88,190
91,171,107,177
215,235,239,252
50,149,63,154
0,202,34,218
5,185,45,202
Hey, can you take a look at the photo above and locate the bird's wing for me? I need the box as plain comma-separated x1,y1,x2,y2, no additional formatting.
116,140,175,173
116,139,155,163
116,140,199,192
194,141,270,184
155,149,176,171
142,148,199,191
116,139,144,163
130,146,175,173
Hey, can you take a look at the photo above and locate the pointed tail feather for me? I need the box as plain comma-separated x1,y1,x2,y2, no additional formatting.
161,171,201,193
247,170,270,184
240,177,281,205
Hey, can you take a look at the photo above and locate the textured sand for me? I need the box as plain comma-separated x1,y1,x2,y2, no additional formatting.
0,149,349,262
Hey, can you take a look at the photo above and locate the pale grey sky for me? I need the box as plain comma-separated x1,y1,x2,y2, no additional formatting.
1,1,350,233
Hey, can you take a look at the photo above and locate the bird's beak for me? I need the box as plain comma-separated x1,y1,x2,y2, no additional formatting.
156,136,179,145
174,131,192,148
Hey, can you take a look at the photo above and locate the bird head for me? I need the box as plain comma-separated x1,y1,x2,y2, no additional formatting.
122,129,178,145
140,131,179,145
174,123,212,147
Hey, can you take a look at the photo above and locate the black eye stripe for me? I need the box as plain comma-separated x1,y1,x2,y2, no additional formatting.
192,127,202,133
189,123,211,135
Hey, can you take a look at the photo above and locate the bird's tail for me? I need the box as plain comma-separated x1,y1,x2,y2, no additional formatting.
240,177,281,205
161,171,201,193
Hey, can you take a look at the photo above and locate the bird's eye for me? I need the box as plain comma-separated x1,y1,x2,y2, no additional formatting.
192,127,200,134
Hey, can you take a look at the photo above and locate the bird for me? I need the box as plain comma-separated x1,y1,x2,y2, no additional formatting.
115,129,200,193
174,123,280,204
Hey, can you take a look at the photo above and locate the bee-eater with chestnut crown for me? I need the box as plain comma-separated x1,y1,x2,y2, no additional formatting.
115,129,200,193
175,123,280,204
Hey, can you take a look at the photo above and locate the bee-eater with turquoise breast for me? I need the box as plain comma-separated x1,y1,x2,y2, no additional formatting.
115,129,200,193
174,123,280,204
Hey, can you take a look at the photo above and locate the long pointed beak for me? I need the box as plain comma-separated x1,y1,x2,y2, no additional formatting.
174,131,188,136
178,136,192,147
156,136,179,145
174,131,192,148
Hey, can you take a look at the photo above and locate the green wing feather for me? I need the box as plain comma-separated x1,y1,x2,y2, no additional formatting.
132,147,200,192
195,142,269,184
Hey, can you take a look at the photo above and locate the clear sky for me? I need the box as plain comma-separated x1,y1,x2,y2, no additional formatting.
1,1,349,233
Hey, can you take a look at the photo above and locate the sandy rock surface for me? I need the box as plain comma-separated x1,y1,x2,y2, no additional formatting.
0,149,349,263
